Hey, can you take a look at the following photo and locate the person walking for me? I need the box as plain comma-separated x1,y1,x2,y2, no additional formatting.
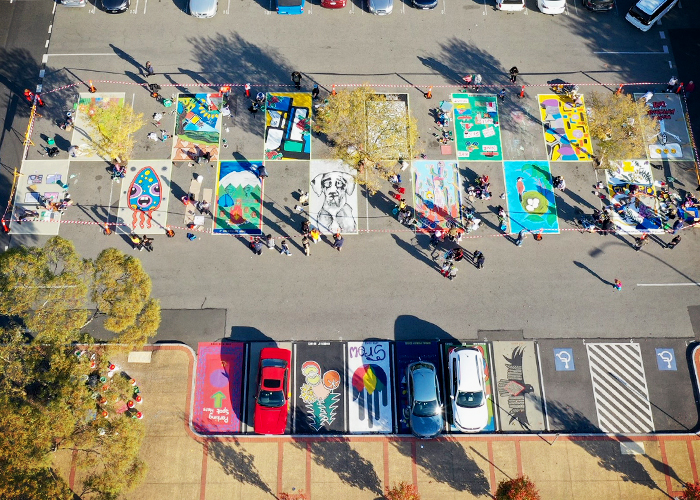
302,235,311,256
312,84,319,100
266,234,275,250
462,74,473,91
498,88,506,102
130,233,143,251
670,218,684,235
473,74,482,92
473,250,485,269
634,233,649,251
332,232,344,252
145,61,155,78
291,71,302,89
509,66,519,83
280,239,292,256
310,227,321,244
142,236,154,252
257,164,268,180
665,235,681,249
515,229,526,247
613,279,622,291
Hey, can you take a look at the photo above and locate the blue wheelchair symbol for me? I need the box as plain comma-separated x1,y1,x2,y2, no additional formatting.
655,348,677,371
554,348,575,371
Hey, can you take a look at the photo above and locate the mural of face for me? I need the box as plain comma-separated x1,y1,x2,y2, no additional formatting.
128,167,162,229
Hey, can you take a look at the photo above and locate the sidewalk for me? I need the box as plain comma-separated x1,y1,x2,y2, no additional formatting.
56,345,700,500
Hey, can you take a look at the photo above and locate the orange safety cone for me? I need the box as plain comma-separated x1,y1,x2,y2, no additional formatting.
676,82,684,94
103,223,112,235
331,84,336,96
426,86,433,99
615,84,624,96
88,80,97,93
518,86,525,99
244,83,251,97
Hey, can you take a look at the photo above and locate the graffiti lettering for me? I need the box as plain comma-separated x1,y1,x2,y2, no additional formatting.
202,407,230,423
349,344,386,361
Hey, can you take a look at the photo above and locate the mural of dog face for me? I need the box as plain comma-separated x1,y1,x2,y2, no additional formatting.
311,171,357,233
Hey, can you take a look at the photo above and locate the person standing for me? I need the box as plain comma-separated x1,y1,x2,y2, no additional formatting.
509,66,519,83
634,233,649,251
473,74,482,92
515,229,526,247
266,234,275,250
498,88,506,102
280,239,292,256
145,61,155,78
251,237,263,256
670,218,684,235
665,235,681,249
257,164,268,180
142,236,154,252
312,84,319,100
462,74,473,90
666,76,678,93
332,232,344,252
291,71,302,89
473,250,485,269
302,235,311,256
130,233,143,251
685,81,695,97
310,227,321,244
613,279,622,291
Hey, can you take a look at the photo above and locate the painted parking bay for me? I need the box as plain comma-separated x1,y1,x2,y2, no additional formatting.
491,341,546,432
395,341,441,434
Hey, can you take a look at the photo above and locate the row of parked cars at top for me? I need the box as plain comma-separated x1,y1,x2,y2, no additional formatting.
252,345,490,437
60,0,677,31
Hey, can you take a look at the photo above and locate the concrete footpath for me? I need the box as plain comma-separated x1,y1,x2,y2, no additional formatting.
60,346,700,500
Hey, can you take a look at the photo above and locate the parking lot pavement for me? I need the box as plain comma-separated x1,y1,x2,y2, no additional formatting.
63,345,700,500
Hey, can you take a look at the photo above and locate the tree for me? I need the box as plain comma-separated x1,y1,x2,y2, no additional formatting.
385,481,420,500
587,92,659,170
0,329,146,500
0,237,160,349
682,481,700,500
315,85,419,193
85,100,144,162
495,475,540,500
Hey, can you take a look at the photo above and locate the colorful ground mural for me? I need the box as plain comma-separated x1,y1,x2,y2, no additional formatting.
413,160,462,230
116,160,172,235
213,161,264,235
347,341,393,433
192,342,245,435
294,342,345,434
634,93,693,160
173,93,222,161
71,92,125,161
451,94,502,161
444,342,496,433
309,160,358,234
606,160,664,234
264,92,311,160
503,160,559,234
538,94,592,161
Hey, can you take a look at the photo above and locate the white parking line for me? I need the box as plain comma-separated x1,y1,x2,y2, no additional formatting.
132,0,139,13
143,0,148,14
637,282,700,286
441,0,445,14
46,53,119,57
593,50,669,54
224,0,230,14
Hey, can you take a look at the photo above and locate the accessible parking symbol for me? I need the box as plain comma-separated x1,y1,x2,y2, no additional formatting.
554,348,575,371
655,348,677,371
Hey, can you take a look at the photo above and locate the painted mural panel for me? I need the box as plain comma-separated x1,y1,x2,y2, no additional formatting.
213,161,264,235
294,342,345,434
309,160,358,234
347,341,393,433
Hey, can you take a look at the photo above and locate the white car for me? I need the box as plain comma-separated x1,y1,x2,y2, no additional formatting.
537,0,566,13
496,0,525,11
448,347,489,432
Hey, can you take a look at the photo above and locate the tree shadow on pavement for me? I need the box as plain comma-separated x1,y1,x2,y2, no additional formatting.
207,440,275,497
291,438,383,495
390,438,491,497
543,398,680,498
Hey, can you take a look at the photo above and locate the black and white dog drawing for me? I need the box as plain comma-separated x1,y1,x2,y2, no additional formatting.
310,171,357,233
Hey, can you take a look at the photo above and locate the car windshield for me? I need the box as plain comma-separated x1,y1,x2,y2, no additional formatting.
261,359,287,369
456,391,484,408
412,399,440,418
258,390,285,408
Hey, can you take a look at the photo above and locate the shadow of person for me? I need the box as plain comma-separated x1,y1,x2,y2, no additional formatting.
573,261,614,286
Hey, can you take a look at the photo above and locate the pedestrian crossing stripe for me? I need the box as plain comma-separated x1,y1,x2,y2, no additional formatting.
586,343,654,434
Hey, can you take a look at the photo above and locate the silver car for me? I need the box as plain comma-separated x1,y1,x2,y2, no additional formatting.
189,0,218,17
407,362,443,439
368,0,392,14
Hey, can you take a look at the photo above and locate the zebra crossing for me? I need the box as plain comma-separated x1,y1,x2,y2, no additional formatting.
586,343,655,433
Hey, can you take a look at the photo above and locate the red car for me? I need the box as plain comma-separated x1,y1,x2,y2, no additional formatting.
321,0,346,8
254,347,292,435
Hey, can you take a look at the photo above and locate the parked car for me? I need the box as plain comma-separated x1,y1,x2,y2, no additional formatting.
407,362,443,438
277,0,305,14
583,0,614,10
103,0,129,12
448,347,489,432
367,0,392,15
60,0,87,7
321,0,346,8
537,0,566,13
412,0,437,9
188,0,218,17
253,347,292,435
496,0,525,10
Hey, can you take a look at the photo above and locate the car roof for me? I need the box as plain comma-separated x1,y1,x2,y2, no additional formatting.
410,363,437,402
260,347,291,362
454,348,482,392
278,0,303,6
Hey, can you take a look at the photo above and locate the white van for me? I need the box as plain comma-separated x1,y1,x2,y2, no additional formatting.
496,0,525,11
626,0,678,31
537,0,566,14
